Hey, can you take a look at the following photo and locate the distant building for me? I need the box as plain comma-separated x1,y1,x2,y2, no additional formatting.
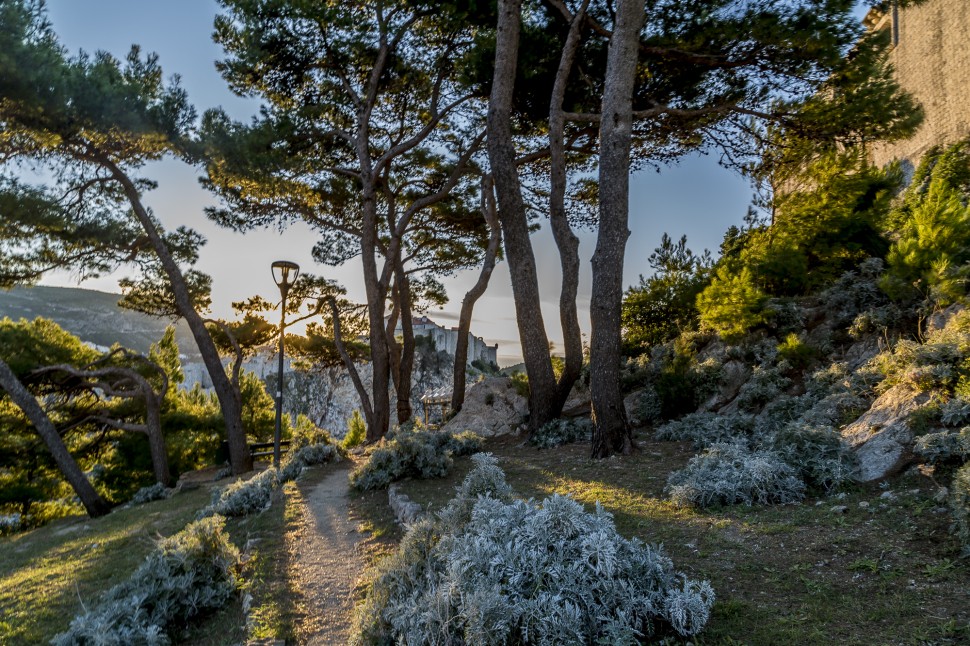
395,315,498,367
866,0,970,170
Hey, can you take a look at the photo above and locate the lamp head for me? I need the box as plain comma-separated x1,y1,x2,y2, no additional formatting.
271,260,300,293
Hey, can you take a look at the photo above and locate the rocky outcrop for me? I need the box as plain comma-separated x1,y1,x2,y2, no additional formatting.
841,384,932,481
441,376,527,437
699,360,750,412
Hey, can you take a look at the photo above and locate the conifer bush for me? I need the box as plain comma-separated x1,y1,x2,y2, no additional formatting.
349,427,483,491
529,417,592,448
53,516,240,645
354,454,715,644
666,443,807,508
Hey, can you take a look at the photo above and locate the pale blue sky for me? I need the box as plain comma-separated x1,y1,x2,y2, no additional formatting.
40,1,870,365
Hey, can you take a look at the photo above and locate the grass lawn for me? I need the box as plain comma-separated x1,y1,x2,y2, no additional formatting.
0,485,213,644
390,431,970,645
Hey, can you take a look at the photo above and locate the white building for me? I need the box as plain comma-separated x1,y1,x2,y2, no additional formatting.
398,315,498,367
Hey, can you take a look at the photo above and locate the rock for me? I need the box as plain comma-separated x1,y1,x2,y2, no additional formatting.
858,501,870,509
699,360,750,412
388,483,425,525
926,303,966,334
441,376,526,438
830,505,849,514
561,386,591,418
841,384,932,482
843,338,881,371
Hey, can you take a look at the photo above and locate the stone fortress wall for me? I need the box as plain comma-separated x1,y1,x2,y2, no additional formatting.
868,0,970,170
399,315,499,367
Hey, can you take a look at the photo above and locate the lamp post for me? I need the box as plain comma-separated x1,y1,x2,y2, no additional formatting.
271,260,299,468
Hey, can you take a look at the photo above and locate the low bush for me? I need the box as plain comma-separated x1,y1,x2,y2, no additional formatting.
204,467,279,518
735,365,792,413
53,516,240,645
655,412,755,449
354,454,715,644
666,443,806,508
129,482,173,506
349,427,483,491
914,428,970,465
529,417,592,449
203,442,341,517
0,513,22,536
767,424,856,492
342,410,367,450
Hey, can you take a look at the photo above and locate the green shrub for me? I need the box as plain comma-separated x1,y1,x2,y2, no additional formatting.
529,417,592,449
353,454,715,643
666,443,806,508
342,410,367,450
697,267,768,341
290,414,334,449
53,516,240,645
349,427,483,491
777,333,817,370
509,371,529,398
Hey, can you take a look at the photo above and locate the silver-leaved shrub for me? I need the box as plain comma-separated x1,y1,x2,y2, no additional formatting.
666,442,806,508
129,482,173,506
52,516,240,645
528,417,592,449
353,454,714,644
349,427,482,491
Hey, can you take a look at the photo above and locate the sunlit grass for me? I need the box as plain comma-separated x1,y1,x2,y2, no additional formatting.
0,487,211,644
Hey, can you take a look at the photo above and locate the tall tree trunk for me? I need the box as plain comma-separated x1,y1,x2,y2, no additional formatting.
394,263,415,424
0,359,110,517
360,190,392,442
101,158,252,474
488,0,559,433
452,176,502,412
590,0,642,458
548,0,590,410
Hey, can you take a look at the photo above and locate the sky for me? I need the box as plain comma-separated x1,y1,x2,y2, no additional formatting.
38,0,872,366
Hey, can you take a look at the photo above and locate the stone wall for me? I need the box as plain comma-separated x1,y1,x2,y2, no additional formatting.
869,0,970,170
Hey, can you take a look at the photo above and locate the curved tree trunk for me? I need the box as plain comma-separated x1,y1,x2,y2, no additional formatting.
452,176,502,412
100,157,252,474
548,0,590,411
488,0,559,434
0,359,110,517
590,0,642,459
328,297,375,431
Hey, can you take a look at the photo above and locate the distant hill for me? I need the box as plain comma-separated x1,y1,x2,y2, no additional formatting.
0,286,199,358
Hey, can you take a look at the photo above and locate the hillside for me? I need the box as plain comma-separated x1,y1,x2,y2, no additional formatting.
0,286,199,359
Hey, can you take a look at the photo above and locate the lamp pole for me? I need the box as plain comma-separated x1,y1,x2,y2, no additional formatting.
271,260,299,469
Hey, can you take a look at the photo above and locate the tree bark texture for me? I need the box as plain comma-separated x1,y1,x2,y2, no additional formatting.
0,359,110,518
393,264,415,424
488,0,560,432
549,0,590,411
590,0,642,458
103,159,253,474
451,176,502,412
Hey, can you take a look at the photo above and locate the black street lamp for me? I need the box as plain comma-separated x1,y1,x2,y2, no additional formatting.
271,260,299,468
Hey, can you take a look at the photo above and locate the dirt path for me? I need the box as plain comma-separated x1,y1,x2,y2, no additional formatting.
293,465,365,645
